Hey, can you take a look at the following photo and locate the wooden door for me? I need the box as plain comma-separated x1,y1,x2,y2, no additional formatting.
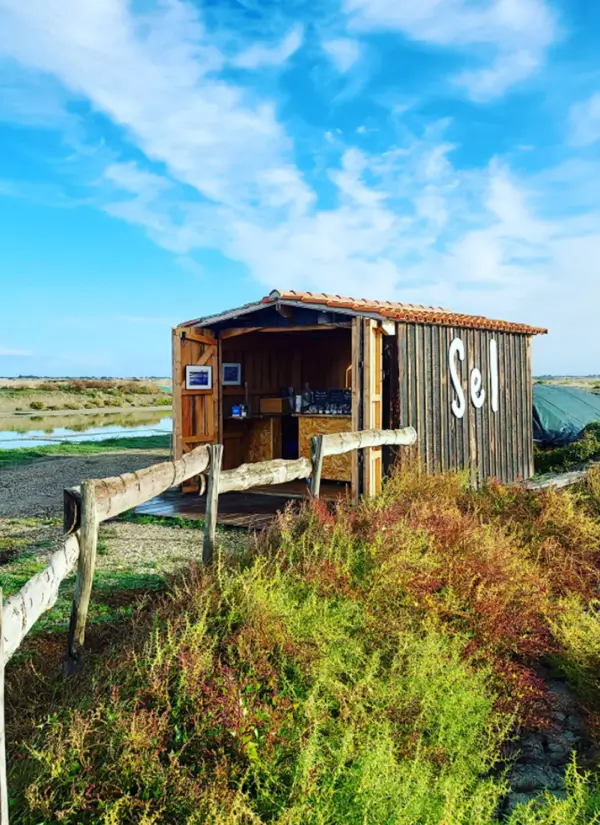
363,319,383,496
172,327,220,467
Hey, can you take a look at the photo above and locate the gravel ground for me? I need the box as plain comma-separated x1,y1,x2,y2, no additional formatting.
0,449,246,599
0,517,244,595
0,449,170,518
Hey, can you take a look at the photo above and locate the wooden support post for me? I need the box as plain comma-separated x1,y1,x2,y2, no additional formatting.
311,435,325,498
65,480,98,673
0,590,9,825
203,445,223,565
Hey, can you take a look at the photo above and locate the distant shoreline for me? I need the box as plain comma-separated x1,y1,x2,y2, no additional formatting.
0,406,172,419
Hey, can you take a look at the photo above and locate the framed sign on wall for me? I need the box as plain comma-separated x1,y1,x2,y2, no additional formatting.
222,362,242,386
185,364,212,391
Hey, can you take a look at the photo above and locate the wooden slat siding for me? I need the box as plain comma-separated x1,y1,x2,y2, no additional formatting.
526,338,534,477
522,336,531,479
480,329,490,482
423,324,431,471
413,324,422,466
432,325,441,472
424,325,433,472
467,328,477,484
509,334,517,481
498,330,507,481
406,324,414,454
439,326,449,472
393,323,534,484
513,331,525,483
504,333,512,482
523,337,531,479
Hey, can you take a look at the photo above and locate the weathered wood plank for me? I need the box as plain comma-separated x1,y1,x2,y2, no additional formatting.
67,446,210,528
203,444,223,564
2,535,80,665
219,457,312,495
321,426,417,457
311,435,325,498
0,590,8,825
65,481,98,669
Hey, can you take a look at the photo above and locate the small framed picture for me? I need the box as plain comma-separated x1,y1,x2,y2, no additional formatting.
222,362,242,386
185,365,212,391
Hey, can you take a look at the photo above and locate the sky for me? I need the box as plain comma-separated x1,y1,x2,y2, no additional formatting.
0,0,599,377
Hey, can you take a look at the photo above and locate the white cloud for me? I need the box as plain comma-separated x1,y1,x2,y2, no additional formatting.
322,37,362,73
232,25,303,69
104,162,172,197
0,0,310,211
570,93,600,147
0,347,34,356
344,0,558,99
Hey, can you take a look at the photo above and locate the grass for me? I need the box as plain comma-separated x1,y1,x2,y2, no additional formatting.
5,464,600,823
1,539,168,646
535,422,600,475
0,433,171,468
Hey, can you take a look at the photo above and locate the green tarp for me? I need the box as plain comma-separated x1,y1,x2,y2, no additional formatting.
533,384,600,446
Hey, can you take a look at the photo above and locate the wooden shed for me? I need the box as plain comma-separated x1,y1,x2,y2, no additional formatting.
172,289,547,498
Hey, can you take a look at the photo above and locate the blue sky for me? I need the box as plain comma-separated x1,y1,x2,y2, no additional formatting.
1,0,599,376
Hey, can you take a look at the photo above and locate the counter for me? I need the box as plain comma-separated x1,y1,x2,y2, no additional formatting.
297,414,352,482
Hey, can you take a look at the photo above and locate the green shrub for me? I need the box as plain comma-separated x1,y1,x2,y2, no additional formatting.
29,401,44,410
8,466,600,823
535,422,600,474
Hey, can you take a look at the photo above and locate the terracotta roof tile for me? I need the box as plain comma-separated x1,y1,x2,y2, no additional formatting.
266,289,547,336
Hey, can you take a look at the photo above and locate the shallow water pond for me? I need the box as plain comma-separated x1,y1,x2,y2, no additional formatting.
0,410,173,449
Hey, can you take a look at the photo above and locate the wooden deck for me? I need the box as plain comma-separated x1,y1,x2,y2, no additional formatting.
135,481,350,529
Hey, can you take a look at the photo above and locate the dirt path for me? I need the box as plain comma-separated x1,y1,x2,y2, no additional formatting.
0,449,170,518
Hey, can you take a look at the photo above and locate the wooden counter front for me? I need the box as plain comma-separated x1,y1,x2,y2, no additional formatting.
223,416,282,470
297,415,352,482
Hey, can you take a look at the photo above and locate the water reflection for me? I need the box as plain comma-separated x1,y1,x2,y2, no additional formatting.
0,410,173,449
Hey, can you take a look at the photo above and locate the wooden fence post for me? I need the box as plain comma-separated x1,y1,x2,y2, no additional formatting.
203,445,223,565
311,435,325,498
65,480,98,673
0,590,9,825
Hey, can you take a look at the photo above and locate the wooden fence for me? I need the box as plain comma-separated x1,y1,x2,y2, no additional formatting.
0,425,416,822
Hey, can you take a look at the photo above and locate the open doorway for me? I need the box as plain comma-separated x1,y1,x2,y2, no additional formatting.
220,327,353,498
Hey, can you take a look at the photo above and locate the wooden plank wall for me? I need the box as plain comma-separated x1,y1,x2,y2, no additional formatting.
172,327,220,461
396,323,534,483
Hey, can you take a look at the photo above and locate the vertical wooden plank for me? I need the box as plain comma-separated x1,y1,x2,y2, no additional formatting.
467,328,478,485
414,324,423,470
509,333,517,481
0,590,8,825
432,325,442,473
439,326,448,473
65,481,98,670
351,318,361,502
518,335,529,481
311,435,325,498
172,328,183,460
423,325,432,472
478,330,489,482
203,444,223,565
526,337,534,478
